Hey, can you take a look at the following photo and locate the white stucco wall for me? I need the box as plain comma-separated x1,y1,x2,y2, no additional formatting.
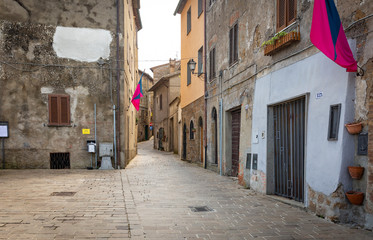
53,26,112,62
251,51,355,198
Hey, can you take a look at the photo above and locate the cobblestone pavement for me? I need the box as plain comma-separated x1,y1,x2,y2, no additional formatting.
0,170,130,239
123,140,373,240
0,140,373,240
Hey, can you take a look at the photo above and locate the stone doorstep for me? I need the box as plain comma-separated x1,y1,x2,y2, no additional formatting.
266,195,306,210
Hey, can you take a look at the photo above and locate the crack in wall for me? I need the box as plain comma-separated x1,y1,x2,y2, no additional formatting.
14,0,31,19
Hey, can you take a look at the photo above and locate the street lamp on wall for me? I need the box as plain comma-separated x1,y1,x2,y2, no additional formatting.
188,59,205,77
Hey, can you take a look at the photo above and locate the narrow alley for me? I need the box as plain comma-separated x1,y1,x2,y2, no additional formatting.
1,140,373,239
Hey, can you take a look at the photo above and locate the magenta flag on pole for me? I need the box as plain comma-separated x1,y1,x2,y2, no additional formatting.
131,72,144,111
310,0,357,72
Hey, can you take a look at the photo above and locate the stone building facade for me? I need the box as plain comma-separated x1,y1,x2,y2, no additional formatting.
149,60,180,152
137,70,153,142
205,0,373,229
0,0,141,169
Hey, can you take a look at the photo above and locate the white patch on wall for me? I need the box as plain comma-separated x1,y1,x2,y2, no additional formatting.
40,87,54,94
53,26,112,62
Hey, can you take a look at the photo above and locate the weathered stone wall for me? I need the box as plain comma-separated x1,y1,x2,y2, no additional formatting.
0,0,139,169
205,0,373,229
137,71,153,142
181,96,204,165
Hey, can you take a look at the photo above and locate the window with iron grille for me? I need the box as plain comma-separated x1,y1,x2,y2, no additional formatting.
209,47,216,80
198,47,203,75
190,120,194,140
198,0,203,17
328,104,341,140
277,0,297,32
229,23,238,65
48,94,70,126
187,61,191,85
187,7,191,35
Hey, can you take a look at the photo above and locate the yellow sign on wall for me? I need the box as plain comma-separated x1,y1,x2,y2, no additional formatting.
82,129,90,135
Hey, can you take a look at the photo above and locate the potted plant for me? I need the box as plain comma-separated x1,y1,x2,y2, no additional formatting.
345,121,362,134
345,191,364,205
348,166,364,180
262,30,301,56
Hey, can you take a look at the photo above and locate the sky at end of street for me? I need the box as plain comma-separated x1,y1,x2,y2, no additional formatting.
138,0,181,77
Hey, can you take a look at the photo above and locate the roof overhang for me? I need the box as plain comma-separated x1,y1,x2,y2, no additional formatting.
174,0,187,15
132,0,142,30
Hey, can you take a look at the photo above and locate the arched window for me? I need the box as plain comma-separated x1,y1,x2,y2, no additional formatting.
198,116,203,128
190,120,194,140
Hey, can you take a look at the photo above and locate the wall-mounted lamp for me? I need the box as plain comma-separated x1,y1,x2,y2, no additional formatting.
188,59,205,78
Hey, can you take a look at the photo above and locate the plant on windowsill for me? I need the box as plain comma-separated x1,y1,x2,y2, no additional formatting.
191,128,196,132
345,121,362,134
262,30,301,56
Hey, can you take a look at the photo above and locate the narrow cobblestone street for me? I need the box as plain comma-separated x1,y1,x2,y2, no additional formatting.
1,139,373,239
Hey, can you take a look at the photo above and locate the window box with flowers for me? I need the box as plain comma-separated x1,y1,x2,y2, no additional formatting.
262,31,301,56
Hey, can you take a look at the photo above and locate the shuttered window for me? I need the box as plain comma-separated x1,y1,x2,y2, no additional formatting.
277,0,297,31
229,23,238,65
198,0,203,17
160,94,163,110
198,47,203,75
209,47,216,80
187,62,191,85
48,94,70,126
187,7,191,35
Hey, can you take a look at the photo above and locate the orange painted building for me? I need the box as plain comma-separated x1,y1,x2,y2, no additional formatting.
174,0,205,164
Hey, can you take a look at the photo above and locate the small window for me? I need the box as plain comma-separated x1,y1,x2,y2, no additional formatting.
209,48,216,80
328,104,341,140
160,94,163,110
48,94,70,126
190,120,194,139
187,7,191,35
187,61,191,85
229,23,238,65
277,0,297,32
198,0,203,17
198,47,203,75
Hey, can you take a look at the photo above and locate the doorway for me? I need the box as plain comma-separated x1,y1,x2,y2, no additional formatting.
231,109,241,177
273,97,305,202
182,124,187,159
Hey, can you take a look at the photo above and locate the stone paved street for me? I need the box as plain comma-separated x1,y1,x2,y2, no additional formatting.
1,139,373,239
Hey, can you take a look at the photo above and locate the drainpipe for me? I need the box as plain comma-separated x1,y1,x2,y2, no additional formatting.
113,105,117,168
116,0,121,168
219,98,223,176
94,104,97,168
203,0,207,169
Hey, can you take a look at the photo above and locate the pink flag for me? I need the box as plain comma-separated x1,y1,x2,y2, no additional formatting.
310,0,357,72
131,72,144,111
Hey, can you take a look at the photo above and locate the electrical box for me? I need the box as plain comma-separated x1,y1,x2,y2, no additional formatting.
358,133,368,155
99,142,113,157
87,140,96,153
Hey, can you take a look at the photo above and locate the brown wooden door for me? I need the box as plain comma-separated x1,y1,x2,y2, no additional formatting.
231,110,241,177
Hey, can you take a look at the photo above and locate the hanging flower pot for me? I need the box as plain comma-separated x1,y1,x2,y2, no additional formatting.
345,191,364,205
348,166,364,180
345,122,362,134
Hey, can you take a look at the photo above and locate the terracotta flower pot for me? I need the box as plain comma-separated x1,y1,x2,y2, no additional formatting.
345,122,362,134
345,191,364,205
348,166,364,180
